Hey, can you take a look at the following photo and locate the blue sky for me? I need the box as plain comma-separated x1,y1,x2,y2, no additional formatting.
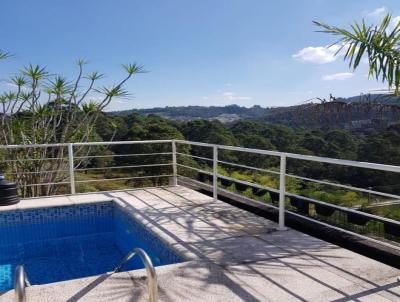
1,1,400,110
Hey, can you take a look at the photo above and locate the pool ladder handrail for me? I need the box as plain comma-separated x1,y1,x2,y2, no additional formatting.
113,248,158,302
15,265,31,302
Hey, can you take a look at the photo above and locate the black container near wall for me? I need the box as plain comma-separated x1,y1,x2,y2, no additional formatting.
0,175,20,206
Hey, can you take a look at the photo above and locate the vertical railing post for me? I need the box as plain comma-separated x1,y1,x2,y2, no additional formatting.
68,143,76,195
213,145,218,202
171,140,178,186
278,154,287,231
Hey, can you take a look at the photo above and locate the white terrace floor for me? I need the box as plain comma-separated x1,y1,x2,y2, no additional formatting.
1,186,400,302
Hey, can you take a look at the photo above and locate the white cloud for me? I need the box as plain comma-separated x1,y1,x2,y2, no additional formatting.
292,45,341,64
366,6,387,18
322,72,354,81
365,7,400,30
222,91,252,101
364,8,400,31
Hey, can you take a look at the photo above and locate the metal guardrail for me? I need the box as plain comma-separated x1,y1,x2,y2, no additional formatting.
0,140,174,195
113,248,158,302
14,265,30,302
174,140,400,232
1,139,400,242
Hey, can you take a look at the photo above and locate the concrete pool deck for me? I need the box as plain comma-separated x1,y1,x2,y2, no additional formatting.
1,186,400,301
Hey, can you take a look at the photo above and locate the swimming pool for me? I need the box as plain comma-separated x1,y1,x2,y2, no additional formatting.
0,201,182,291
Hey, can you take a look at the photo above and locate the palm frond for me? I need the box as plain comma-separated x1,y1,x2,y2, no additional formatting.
21,64,49,81
45,76,73,95
94,85,132,99
314,14,400,95
122,63,147,75
0,50,12,60
84,71,104,81
81,101,101,113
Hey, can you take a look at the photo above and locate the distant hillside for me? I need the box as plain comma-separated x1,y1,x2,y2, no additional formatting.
108,94,400,130
108,104,269,121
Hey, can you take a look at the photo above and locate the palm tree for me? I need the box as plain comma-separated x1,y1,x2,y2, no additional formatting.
314,14,400,95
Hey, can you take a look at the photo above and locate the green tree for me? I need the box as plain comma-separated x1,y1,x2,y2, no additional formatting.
0,57,144,196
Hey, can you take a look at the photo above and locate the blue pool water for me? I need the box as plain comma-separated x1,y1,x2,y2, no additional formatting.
0,202,181,291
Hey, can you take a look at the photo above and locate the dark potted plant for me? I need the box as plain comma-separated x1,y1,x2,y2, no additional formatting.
347,211,371,226
289,196,309,215
235,182,248,192
221,178,233,187
197,172,212,183
252,187,267,197
269,191,280,203
384,221,400,237
314,202,335,216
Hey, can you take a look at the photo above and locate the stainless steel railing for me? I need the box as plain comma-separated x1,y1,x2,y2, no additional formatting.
0,140,174,196
113,248,158,302
15,265,30,302
1,139,400,245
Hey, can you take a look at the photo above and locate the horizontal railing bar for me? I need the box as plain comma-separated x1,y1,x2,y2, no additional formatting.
286,173,400,200
176,152,213,162
0,143,69,149
75,163,172,172
285,153,400,173
74,152,172,159
218,160,280,175
2,153,172,162
176,163,213,174
21,181,71,187
1,157,68,163
75,174,173,183
177,140,400,173
73,140,171,146
176,140,281,156
217,144,282,157
0,140,172,150
175,140,214,148
5,170,69,175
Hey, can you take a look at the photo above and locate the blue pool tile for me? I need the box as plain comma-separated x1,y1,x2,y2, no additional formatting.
0,201,181,291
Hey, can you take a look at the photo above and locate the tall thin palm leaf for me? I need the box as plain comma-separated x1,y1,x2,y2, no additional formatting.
314,14,400,95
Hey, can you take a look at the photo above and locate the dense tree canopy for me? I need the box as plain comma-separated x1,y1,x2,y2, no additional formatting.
92,112,400,195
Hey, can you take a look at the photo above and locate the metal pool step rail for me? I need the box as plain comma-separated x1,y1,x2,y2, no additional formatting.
15,265,30,302
113,248,158,302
